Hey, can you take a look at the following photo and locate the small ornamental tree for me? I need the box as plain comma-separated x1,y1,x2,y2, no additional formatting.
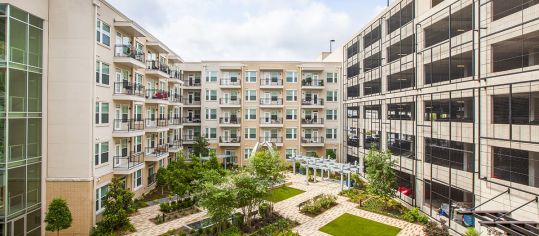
248,149,286,187
198,180,236,234
45,198,73,236
193,135,210,157
233,171,268,228
364,147,397,201
92,177,135,235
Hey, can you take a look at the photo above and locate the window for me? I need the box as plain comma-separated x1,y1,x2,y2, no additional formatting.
205,128,217,139
205,108,217,120
96,185,108,212
492,147,537,186
327,91,338,102
286,71,297,83
206,71,218,82
244,128,256,139
96,19,110,46
286,90,297,101
327,72,337,83
245,90,256,101
326,109,337,120
95,61,110,85
205,89,217,101
245,71,257,83
286,149,297,159
94,142,109,165
158,159,164,168
245,108,256,120
95,102,109,124
244,148,253,159
133,169,142,189
326,128,337,139
286,109,297,120
286,128,297,139
134,136,142,153
424,137,474,172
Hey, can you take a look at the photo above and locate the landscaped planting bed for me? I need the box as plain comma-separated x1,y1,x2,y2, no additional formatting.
265,185,305,203
319,213,402,236
298,194,337,216
151,198,201,224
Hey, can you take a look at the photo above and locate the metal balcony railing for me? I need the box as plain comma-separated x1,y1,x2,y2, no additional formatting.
219,117,241,124
145,118,168,128
219,98,241,105
146,60,169,74
145,144,168,157
259,137,283,143
168,93,182,103
260,117,283,124
301,98,324,106
260,78,283,86
219,136,241,143
113,152,144,170
301,136,325,143
146,89,169,100
301,79,324,86
301,118,324,124
260,98,283,105
220,79,241,86
183,117,201,124
113,119,145,131
114,45,145,63
113,82,145,97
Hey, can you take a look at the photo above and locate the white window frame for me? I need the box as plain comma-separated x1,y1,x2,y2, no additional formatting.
205,89,217,101
286,90,297,101
327,72,337,83
205,128,217,139
96,19,111,46
286,71,297,83
285,149,297,159
327,91,338,102
245,108,256,120
286,109,297,120
96,102,109,124
326,128,337,139
244,128,256,139
96,184,108,213
94,141,109,166
245,89,257,101
326,109,337,120
245,71,257,83
285,128,297,139
206,71,218,82
96,61,110,85
244,148,253,159
133,169,143,189
205,108,217,120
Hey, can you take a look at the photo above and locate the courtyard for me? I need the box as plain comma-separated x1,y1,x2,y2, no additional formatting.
128,174,424,236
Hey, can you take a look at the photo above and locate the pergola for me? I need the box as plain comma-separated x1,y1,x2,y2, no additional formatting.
287,155,363,190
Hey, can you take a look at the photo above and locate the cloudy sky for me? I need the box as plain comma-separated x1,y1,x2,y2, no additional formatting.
108,0,389,61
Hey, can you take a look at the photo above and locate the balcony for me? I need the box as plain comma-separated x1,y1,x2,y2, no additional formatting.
301,79,324,89
145,144,169,161
113,82,146,102
301,118,324,127
113,119,145,137
169,69,182,83
260,98,283,107
168,117,182,127
183,117,201,125
168,93,182,104
168,139,183,152
301,137,325,146
219,136,241,146
219,117,241,126
220,78,241,88
260,117,283,127
183,134,197,144
146,89,170,104
113,45,146,68
113,152,144,175
183,98,201,106
259,137,283,146
183,79,201,87
347,137,359,147
146,60,170,78
145,118,168,132
302,98,324,107
260,78,283,88
219,98,241,107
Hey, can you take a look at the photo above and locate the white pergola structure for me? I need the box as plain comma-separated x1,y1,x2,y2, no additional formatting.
287,155,363,190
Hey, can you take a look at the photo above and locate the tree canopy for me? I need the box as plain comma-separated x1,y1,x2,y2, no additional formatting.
45,198,73,235
364,147,397,199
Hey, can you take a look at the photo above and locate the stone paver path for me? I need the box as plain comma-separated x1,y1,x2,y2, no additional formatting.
128,173,424,236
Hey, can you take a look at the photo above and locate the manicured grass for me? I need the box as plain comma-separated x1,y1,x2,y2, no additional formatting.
265,186,305,203
320,213,401,236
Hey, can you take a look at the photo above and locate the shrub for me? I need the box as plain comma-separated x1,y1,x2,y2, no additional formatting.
465,227,480,236
424,219,449,236
221,226,241,236
232,212,244,228
402,208,429,224
299,195,337,215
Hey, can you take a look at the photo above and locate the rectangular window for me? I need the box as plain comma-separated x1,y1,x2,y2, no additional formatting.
206,71,218,82
326,91,338,102
95,185,108,212
326,72,337,83
244,148,253,159
205,128,217,139
244,128,256,139
205,108,217,120
326,128,337,139
245,108,256,120
286,109,297,120
286,71,298,83
134,136,142,153
245,90,257,101
95,61,110,85
326,109,337,120
205,89,217,101
94,142,109,165
286,90,297,101
95,102,109,124
245,71,257,83
96,19,110,46
133,169,142,189
286,128,297,139
492,147,535,186
286,149,297,159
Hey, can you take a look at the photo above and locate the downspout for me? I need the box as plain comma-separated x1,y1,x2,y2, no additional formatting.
92,0,99,227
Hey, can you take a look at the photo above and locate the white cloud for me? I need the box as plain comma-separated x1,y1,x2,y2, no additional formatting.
108,0,354,61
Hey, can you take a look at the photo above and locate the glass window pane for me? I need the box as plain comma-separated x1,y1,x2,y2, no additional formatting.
8,118,25,162
28,26,42,68
8,165,26,214
9,68,26,112
10,6,27,22
0,17,6,61
9,19,27,64
28,72,41,112
27,118,41,158
27,163,41,206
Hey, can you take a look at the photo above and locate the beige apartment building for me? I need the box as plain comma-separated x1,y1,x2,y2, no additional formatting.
343,0,539,235
180,61,342,166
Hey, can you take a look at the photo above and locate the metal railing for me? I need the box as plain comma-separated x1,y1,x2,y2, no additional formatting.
302,79,324,86
219,98,241,105
145,118,168,128
114,45,145,63
113,82,145,97
260,78,283,86
168,93,182,103
183,80,201,86
113,119,145,131
260,98,283,105
146,89,169,100
168,116,182,126
259,137,283,143
113,152,144,170
168,139,183,150
146,60,169,74
183,117,201,124
260,117,283,124
301,118,324,124
219,117,241,124
220,79,241,86
301,99,324,106
301,137,325,143
145,144,169,157
183,98,201,105
183,134,197,141
219,136,241,143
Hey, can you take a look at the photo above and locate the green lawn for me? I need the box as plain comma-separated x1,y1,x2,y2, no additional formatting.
320,213,401,236
265,186,305,203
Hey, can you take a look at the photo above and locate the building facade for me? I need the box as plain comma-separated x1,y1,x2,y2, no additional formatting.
343,0,539,234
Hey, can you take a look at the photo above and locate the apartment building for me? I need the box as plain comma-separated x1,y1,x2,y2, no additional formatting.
343,0,539,234
180,61,342,166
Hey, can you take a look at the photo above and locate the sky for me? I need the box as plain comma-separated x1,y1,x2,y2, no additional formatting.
107,0,389,61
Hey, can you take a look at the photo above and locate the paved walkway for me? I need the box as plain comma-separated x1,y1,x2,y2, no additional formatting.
128,173,424,236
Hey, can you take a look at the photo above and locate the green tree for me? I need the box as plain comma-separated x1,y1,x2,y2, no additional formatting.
198,179,236,234
92,177,135,235
193,135,210,157
248,149,286,186
233,171,269,228
326,149,337,159
45,198,73,236
364,147,396,200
